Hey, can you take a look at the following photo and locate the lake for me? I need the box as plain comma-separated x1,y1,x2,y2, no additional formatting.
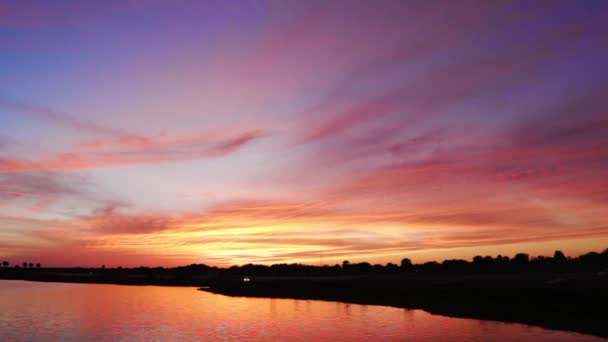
0,280,603,341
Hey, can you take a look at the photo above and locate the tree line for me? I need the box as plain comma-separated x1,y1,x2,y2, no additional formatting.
2,249,607,277
219,249,608,276
1,261,41,268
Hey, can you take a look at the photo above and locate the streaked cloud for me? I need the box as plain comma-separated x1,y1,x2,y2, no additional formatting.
0,129,265,173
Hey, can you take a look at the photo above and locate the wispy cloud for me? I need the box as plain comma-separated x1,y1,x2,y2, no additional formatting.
0,129,265,173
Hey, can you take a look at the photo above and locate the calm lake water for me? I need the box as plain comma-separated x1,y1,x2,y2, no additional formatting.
0,280,603,341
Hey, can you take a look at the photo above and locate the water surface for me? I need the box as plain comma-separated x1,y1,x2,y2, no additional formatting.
0,280,603,341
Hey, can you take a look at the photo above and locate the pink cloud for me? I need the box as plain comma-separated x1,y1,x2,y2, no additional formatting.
0,129,265,173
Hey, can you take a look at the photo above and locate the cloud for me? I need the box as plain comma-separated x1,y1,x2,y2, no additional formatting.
86,214,172,235
79,135,153,149
0,129,265,173
0,172,90,212
0,97,127,136
213,130,265,154
6,191,608,267
0,172,83,197
299,98,396,144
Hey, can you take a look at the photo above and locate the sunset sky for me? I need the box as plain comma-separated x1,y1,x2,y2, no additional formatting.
1,1,607,267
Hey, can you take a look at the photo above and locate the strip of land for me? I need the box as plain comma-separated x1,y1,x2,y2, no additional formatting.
201,273,608,339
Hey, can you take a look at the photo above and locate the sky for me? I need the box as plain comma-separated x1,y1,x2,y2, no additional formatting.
1,0,607,267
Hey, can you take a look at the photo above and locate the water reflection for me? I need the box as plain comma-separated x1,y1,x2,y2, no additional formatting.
0,280,602,341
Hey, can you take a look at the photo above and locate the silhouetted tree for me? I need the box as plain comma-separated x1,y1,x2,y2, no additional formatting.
442,259,468,273
496,255,509,262
579,252,603,269
400,258,413,272
353,262,372,273
28,263,34,268
421,261,441,273
554,250,566,261
2,261,8,268
22,262,27,268
495,255,509,270
385,262,400,273
36,263,41,268
513,253,530,267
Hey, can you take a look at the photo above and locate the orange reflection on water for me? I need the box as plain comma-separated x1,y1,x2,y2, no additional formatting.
0,280,602,341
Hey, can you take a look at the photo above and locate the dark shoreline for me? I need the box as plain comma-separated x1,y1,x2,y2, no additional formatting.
200,274,608,339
